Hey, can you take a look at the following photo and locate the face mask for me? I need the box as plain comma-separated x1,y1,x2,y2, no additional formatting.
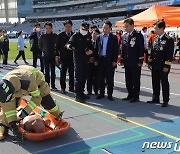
36,28,41,32
4,33,7,36
80,29,88,36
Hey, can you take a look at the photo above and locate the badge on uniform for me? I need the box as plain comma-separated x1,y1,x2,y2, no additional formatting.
130,37,136,47
161,40,166,45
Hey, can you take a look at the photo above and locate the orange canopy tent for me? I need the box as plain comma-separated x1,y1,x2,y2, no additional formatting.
163,8,180,27
115,5,180,27
163,8,180,18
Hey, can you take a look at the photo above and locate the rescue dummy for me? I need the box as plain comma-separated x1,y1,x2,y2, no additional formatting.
20,114,51,133
0,65,61,143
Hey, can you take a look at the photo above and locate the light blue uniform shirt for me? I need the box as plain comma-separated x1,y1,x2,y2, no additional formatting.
17,36,25,51
101,33,109,56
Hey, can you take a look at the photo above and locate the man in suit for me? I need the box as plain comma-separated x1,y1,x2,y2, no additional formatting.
56,20,74,94
122,18,144,102
29,23,44,73
39,22,58,90
96,21,119,101
147,21,174,107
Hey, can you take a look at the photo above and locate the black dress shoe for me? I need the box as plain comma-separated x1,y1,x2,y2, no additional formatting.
87,92,92,95
122,96,132,101
147,100,159,104
129,98,139,103
108,96,114,101
69,88,74,92
96,95,105,99
161,102,168,107
82,94,90,99
75,96,85,103
51,87,58,91
61,89,66,94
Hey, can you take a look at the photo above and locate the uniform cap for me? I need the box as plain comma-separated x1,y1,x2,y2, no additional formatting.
81,22,89,31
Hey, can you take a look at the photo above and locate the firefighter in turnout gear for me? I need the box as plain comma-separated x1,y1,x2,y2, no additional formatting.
147,21,174,107
0,65,61,142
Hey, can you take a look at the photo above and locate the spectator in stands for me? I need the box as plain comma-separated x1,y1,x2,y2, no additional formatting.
0,30,9,65
87,28,100,95
14,31,29,65
142,27,148,65
39,22,58,91
66,22,94,103
29,23,44,73
96,21,119,101
56,20,74,94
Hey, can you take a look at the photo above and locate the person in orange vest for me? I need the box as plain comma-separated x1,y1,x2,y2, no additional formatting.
148,30,156,50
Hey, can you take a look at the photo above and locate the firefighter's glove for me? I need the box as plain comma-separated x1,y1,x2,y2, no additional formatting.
9,121,24,144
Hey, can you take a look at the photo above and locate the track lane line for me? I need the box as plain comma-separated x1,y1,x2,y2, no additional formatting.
0,73,179,140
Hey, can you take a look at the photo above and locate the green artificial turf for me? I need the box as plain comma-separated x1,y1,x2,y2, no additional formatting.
8,42,33,60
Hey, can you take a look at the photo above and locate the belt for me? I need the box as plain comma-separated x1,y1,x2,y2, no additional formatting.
101,56,106,58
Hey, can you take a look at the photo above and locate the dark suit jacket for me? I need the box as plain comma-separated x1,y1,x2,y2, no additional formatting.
29,32,41,52
149,33,174,69
96,33,119,65
56,31,74,62
122,30,144,67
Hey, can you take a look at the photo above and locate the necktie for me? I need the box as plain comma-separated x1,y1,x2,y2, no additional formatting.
158,37,161,45
93,41,96,48
128,34,131,41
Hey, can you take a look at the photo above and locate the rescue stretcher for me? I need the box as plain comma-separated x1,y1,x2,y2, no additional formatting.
17,99,70,141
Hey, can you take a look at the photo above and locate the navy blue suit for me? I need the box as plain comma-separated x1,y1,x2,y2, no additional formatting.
96,33,118,96
122,30,144,99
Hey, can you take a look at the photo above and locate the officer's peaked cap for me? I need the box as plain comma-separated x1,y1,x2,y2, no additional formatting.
81,22,89,30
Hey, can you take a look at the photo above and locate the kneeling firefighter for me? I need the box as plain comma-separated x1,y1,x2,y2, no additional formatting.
0,65,61,143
